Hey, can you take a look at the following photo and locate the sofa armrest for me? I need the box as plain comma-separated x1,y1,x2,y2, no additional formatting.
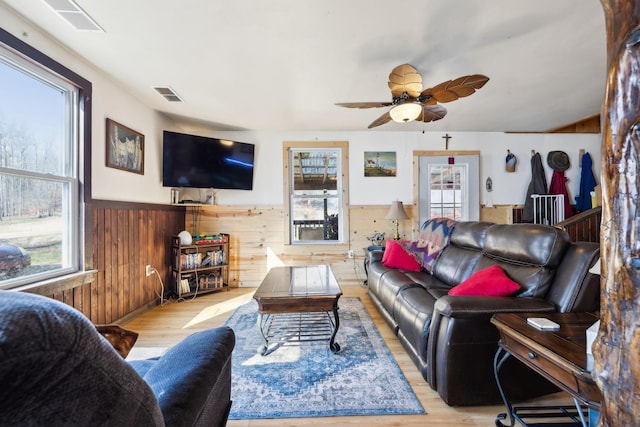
369,249,384,263
427,296,557,405
131,326,235,427
434,295,556,319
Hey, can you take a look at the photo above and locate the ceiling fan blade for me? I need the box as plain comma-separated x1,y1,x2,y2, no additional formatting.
368,111,392,129
418,105,448,123
388,63,423,98
335,102,392,109
422,74,489,103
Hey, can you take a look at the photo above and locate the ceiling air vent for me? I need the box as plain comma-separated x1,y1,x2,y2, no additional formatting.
41,0,104,32
154,87,183,102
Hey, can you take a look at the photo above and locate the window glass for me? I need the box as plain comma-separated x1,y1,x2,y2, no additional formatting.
285,144,348,244
0,45,79,288
428,164,466,220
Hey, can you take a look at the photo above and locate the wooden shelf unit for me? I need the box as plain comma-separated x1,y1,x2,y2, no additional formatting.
171,234,230,298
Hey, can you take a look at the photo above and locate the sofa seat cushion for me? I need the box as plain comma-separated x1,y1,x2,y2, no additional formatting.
393,286,438,363
404,270,451,292
448,265,521,296
375,269,420,311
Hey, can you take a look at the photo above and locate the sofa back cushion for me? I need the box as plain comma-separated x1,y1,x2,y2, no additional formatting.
544,242,600,312
476,224,570,298
434,221,492,286
0,291,164,426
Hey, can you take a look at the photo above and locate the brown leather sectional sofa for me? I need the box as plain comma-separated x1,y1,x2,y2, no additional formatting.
367,221,600,406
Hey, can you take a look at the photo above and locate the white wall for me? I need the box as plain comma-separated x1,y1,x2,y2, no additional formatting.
174,128,602,208
3,6,602,208
2,7,174,204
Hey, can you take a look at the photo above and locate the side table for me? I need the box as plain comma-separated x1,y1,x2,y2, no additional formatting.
491,312,601,427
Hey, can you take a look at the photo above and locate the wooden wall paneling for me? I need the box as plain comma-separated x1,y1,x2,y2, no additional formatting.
102,208,113,324
116,209,125,320
545,114,601,133
92,207,104,323
143,209,153,305
190,204,421,289
31,202,183,324
127,209,136,315
554,207,602,243
142,209,152,303
480,205,514,224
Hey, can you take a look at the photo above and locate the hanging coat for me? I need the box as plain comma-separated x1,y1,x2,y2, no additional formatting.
575,152,597,212
522,152,548,222
549,170,573,219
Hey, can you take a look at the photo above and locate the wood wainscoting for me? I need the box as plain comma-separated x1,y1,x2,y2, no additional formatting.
24,200,185,324
187,204,418,289
24,202,599,325
554,206,602,243
188,204,519,290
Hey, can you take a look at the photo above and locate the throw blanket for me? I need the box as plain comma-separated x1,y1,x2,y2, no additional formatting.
401,218,457,273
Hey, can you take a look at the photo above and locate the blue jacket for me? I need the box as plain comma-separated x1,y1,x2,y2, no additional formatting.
575,152,597,212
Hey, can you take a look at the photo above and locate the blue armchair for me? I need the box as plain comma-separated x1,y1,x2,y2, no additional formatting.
0,290,234,427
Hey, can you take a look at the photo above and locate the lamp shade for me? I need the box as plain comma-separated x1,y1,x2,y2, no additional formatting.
389,103,422,123
385,201,409,220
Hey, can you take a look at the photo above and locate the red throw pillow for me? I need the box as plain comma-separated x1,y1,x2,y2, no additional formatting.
448,265,521,296
382,240,422,271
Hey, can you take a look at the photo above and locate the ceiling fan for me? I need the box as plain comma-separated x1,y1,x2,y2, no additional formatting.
336,64,489,129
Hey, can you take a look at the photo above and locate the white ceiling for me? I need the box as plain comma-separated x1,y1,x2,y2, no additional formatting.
3,0,607,132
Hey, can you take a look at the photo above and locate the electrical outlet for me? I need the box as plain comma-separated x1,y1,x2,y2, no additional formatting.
145,265,153,276
347,249,354,259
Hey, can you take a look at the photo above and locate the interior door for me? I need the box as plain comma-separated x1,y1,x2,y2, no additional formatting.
418,154,480,227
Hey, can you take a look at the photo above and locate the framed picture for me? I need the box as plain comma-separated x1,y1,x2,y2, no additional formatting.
106,118,144,175
364,151,396,177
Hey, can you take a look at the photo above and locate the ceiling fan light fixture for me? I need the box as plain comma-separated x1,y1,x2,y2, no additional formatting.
389,102,422,123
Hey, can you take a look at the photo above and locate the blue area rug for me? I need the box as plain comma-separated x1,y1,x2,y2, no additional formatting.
225,297,425,419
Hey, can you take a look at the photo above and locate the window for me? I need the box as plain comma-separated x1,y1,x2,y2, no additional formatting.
283,141,349,244
417,152,480,225
429,164,467,220
0,30,90,289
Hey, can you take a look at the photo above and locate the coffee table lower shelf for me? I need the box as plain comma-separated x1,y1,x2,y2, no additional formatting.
257,310,340,355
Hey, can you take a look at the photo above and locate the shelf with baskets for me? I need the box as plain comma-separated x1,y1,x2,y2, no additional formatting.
171,233,230,298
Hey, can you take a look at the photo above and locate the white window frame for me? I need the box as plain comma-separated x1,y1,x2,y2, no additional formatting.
283,141,349,245
0,30,89,289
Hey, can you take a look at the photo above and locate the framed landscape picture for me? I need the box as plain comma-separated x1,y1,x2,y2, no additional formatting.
106,118,144,175
364,151,396,177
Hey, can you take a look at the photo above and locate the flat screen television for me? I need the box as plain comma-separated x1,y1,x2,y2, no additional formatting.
162,130,255,190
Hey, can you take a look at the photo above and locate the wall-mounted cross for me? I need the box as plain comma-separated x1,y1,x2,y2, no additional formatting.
442,133,452,150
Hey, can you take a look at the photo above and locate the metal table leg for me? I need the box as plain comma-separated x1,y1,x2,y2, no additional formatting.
494,347,516,427
494,346,589,427
328,306,341,353
257,312,269,355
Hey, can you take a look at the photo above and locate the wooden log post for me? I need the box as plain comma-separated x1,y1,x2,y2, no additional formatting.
593,1,640,425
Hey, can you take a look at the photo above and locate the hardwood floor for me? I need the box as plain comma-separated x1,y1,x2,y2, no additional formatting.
124,285,571,426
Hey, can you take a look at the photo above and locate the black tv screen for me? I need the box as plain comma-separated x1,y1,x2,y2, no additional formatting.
162,131,255,190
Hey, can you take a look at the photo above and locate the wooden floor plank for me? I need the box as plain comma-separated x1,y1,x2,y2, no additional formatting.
124,285,571,426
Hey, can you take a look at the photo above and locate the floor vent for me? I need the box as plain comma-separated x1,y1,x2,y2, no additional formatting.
153,86,183,102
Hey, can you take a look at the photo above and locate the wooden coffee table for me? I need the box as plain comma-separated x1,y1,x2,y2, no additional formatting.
253,265,342,355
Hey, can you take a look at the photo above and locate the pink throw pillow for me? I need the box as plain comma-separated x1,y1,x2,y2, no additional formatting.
382,240,421,271
448,265,521,296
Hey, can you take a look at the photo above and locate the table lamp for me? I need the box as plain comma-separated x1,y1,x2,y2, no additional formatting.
385,201,409,240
